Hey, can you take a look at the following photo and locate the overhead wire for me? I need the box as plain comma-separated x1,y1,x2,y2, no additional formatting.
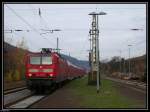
77,33,90,59
5,4,56,47
30,5,63,52
5,4,41,35
36,5,59,48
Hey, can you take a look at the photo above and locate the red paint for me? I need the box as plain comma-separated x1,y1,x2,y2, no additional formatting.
24,51,86,83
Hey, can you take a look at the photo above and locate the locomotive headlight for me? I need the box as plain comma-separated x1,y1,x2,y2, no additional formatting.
43,69,53,72
49,74,53,77
29,69,39,72
28,73,32,77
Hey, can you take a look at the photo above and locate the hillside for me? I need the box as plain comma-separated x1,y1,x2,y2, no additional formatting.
60,54,90,70
4,42,18,53
102,54,147,82
129,54,146,63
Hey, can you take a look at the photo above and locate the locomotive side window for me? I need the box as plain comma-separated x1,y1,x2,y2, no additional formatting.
30,57,41,65
42,56,52,65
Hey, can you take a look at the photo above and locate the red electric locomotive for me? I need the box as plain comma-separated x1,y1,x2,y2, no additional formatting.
24,48,86,92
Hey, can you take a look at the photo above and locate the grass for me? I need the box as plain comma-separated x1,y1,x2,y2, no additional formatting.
66,75,140,108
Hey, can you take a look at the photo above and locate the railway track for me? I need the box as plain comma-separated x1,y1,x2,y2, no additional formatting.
4,85,57,108
105,77,146,93
6,80,76,109
5,88,56,109
4,87,33,108
7,95,46,109
4,86,27,95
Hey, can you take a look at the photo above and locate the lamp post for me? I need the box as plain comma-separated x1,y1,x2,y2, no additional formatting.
89,11,106,93
119,50,122,73
128,44,132,77
128,28,142,76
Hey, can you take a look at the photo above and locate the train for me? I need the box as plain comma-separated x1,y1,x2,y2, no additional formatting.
24,48,86,92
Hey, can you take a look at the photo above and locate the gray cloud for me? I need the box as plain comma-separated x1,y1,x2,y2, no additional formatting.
4,4,146,60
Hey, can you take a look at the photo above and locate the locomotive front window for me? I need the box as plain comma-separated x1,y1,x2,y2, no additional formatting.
30,57,41,65
42,56,52,64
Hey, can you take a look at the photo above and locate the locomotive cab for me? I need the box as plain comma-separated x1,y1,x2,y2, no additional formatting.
24,48,86,92
25,48,58,91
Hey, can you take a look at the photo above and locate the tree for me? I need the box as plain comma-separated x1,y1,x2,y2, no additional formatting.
15,37,28,80
108,56,121,73
4,37,29,81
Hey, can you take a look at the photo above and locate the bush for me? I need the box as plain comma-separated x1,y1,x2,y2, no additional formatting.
13,70,20,81
5,71,13,82
21,67,26,80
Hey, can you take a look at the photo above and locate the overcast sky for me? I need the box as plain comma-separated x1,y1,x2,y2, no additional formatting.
4,4,146,61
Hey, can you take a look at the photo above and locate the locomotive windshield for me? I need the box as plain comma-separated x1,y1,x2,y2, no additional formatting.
30,57,41,65
30,56,52,65
42,57,52,64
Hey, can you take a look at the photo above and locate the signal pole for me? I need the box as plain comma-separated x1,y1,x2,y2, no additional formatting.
55,37,62,53
128,44,132,77
123,57,126,74
57,37,59,53
119,50,122,72
88,12,106,93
